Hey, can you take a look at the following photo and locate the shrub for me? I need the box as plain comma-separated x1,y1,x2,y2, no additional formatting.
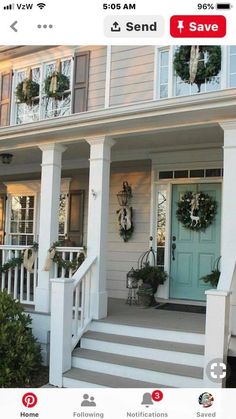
0,291,42,387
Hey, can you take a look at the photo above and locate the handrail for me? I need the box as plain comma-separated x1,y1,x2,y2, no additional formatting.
0,244,32,250
72,254,97,286
55,246,84,253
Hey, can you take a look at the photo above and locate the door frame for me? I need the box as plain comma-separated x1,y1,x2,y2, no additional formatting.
152,177,223,302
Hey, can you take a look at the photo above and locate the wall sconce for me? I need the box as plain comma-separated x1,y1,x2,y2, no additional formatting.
0,153,13,164
116,181,132,207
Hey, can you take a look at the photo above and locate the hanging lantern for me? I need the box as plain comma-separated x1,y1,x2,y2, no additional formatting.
126,267,138,289
117,181,132,207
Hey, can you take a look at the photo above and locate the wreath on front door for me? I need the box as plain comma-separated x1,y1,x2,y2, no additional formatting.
173,46,221,92
176,191,217,231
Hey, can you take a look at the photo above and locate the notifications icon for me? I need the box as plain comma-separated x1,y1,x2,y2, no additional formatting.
22,393,38,408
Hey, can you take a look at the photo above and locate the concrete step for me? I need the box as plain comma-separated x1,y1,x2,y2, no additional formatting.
81,331,204,367
72,348,204,388
90,320,205,345
63,367,172,388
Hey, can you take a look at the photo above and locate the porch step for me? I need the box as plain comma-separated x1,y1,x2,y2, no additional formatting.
63,368,171,388
71,348,204,388
90,320,205,345
81,331,204,367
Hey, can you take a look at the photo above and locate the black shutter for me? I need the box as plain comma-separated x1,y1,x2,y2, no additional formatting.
0,71,12,126
0,195,6,245
67,190,85,246
72,51,90,113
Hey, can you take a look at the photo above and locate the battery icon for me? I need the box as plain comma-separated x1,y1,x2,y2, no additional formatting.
216,3,232,9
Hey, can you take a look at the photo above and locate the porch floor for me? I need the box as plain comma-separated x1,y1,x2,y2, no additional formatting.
101,298,206,334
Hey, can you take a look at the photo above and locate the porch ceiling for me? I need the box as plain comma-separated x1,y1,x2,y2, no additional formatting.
0,124,223,177
0,89,235,151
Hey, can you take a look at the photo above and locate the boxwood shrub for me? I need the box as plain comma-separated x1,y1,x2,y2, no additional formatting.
0,291,42,387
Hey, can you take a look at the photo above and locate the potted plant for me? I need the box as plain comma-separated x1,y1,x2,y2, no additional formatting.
132,263,168,307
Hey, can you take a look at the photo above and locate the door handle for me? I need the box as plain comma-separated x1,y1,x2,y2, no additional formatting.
172,243,176,261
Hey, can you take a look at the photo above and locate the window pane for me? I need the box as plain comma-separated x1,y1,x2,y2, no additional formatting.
10,195,35,245
230,46,236,54
230,74,236,87
160,84,168,98
156,190,167,268
161,51,169,66
230,54,236,74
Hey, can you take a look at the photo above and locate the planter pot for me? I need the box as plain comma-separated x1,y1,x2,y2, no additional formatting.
138,294,154,307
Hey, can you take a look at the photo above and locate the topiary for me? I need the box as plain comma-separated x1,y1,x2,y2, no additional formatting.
0,291,42,387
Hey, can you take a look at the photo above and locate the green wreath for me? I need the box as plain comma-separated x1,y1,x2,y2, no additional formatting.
176,191,217,231
174,46,221,92
44,72,70,100
16,79,40,105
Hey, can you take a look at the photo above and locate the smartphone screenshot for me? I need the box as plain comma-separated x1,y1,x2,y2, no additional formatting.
0,0,235,418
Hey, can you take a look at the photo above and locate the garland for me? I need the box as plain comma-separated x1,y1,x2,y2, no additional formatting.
44,72,70,100
16,79,40,105
0,243,38,274
173,46,221,92
46,241,85,272
176,192,217,232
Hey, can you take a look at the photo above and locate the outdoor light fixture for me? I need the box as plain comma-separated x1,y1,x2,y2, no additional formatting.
116,181,132,207
0,153,13,164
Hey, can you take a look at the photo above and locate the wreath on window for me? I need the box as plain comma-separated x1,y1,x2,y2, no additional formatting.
173,46,221,92
44,71,70,100
176,191,217,231
16,79,40,105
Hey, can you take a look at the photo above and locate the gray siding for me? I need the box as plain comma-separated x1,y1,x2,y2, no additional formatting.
107,160,151,299
110,46,155,107
87,46,107,111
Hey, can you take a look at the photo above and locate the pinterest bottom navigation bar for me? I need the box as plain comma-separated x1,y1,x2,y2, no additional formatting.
0,389,234,419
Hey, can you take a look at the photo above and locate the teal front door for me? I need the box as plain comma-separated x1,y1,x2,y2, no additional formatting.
170,183,221,301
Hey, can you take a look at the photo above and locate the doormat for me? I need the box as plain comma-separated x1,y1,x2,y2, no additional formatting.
155,303,206,314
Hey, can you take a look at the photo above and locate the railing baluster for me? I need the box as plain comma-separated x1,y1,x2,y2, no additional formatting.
8,250,12,294
69,251,73,278
13,250,19,299
26,270,30,303
1,249,6,291
20,258,24,303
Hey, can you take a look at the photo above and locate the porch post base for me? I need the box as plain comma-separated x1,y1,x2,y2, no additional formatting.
34,286,51,313
91,290,108,320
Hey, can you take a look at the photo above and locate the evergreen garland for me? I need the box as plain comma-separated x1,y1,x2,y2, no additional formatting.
49,241,85,272
44,72,70,100
176,192,217,232
16,79,40,105
0,243,38,274
173,46,221,92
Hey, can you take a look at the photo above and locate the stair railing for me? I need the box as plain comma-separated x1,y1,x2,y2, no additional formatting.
204,261,236,387
49,254,97,387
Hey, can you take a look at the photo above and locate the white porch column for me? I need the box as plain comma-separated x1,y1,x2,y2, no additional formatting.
35,144,66,313
219,121,236,333
86,136,115,319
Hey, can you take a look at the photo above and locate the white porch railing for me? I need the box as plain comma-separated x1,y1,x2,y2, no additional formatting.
53,246,84,279
49,255,97,387
0,245,37,305
204,263,236,387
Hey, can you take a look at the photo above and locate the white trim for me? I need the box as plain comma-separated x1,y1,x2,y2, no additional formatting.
105,46,111,108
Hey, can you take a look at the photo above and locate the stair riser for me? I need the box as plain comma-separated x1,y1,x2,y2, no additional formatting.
81,338,204,367
71,357,203,388
63,377,105,388
90,322,205,345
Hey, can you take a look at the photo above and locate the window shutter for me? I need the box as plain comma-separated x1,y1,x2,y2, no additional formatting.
0,70,12,126
67,190,85,246
72,51,90,113
0,194,6,245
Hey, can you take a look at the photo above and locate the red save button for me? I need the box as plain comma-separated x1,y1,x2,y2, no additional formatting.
170,15,226,38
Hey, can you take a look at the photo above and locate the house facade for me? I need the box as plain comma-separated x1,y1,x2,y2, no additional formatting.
0,45,236,388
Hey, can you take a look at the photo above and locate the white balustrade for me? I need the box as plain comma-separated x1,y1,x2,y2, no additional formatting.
53,247,84,279
0,245,37,305
50,255,97,387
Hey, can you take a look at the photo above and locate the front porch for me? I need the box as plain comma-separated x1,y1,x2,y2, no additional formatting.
0,94,236,387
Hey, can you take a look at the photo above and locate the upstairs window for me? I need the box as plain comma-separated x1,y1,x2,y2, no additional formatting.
13,58,72,125
157,46,224,99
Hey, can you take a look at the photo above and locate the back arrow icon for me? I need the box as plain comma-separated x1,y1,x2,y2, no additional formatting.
10,21,18,32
